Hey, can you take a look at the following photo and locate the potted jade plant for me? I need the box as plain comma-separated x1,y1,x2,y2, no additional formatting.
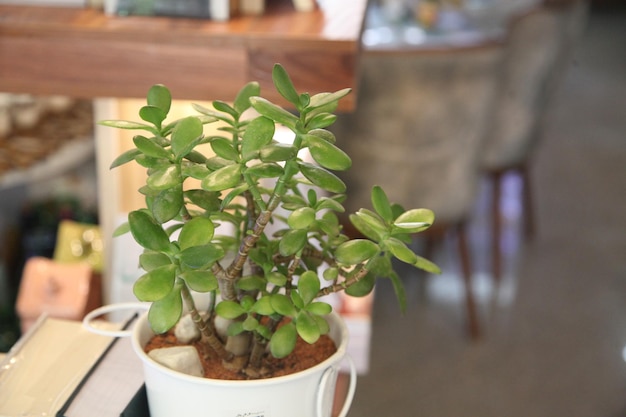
100,63,439,417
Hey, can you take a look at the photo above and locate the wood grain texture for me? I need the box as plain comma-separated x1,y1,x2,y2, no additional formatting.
0,0,366,109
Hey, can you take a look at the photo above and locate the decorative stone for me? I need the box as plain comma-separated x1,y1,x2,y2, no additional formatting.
148,346,204,377
174,313,201,344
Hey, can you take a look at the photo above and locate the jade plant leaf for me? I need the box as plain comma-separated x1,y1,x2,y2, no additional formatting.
298,270,320,305
201,164,242,192
139,251,171,271
295,311,320,344
241,116,276,161
109,148,142,169
270,294,297,317
233,81,261,114
151,186,183,224
345,272,376,297
272,64,300,106
371,186,393,223
178,217,215,250
171,116,203,159
147,165,181,190
179,244,225,269
139,106,167,129
270,322,297,358
133,135,170,160
148,285,183,334
384,237,418,264
393,208,435,233
215,300,246,319
134,264,177,302
298,162,346,194
128,210,171,252
306,134,351,171
335,239,380,265
146,84,172,114
305,301,332,315
279,229,308,256
249,96,299,130
287,207,316,230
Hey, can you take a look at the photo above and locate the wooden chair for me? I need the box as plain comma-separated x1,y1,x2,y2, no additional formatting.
481,0,589,281
331,45,503,339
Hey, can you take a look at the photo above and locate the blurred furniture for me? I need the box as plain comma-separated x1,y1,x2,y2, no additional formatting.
15,257,100,333
481,0,589,281
0,0,366,111
331,45,503,339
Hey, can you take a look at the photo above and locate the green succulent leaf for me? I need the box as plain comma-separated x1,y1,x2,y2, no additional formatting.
112,221,130,237
237,275,267,292
233,81,261,114
270,322,297,358
308,88,351,111
179,244,225,269
308,128,336,144
185,189,221,211
371,186,393,223
305,112,337,130
305,301,332,315
178,217,215,250
245,162,284,178
249,97,299,130
215,300,246,319
271,294,297,317
243,315,259,331
389,272,407,313
259,143,298,163
298,162,346,194
151,186,183,224
345,272,376,297
133,135,170,160
128,210,171,252
110,148,142,169
210,137,239,161
279,229,308,256
393,208,435,233
385,237,418,264
171,116,203,159
349,211,387,241
201,163,242,192
306,134,351,171
251,295,275,315
139,251,171,271
287,207,316,230
322,267,339,281
147,165,181,191
272,64,300,106
179,270,218,292
133,264,176,302
335,239,380,265
296,311,320,344
242,116,276,161
146,84,172,114
298,270,320,305
413,255,442,274
99,119,156,133
139,106,167,129
267,271,288,286
148,286,183,334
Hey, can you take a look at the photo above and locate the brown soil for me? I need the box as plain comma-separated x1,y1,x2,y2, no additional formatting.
144,331,337,380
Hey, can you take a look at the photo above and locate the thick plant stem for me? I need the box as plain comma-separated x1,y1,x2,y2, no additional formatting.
317,265,369,297
181,285,232,361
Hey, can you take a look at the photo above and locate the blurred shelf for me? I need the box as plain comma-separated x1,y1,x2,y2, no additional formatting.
0,0,367,110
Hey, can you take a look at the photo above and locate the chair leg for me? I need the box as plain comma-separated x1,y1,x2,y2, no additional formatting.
491,171,503,283
520,164,535,240
456,223,481,340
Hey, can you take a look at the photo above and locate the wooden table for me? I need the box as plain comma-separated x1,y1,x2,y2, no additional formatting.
0,0,367,110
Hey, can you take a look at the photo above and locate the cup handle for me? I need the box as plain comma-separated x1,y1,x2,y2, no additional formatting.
82,302,150,337
316,354,358,417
